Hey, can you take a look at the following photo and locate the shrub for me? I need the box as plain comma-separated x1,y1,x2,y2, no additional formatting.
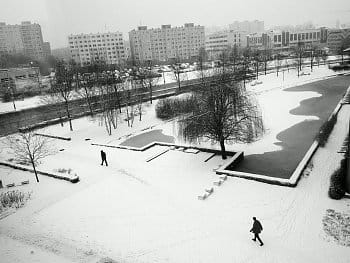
155,98,176,119
316,113,337,147
0,190,32,213
155,96,196,120
328,157,347,200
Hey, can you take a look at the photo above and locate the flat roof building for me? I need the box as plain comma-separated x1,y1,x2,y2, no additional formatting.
129,23,205,63
68,32,125,66
205,30,247,59
0,21,48,60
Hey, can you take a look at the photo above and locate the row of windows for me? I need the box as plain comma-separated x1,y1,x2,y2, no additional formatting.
69,34,122,40
273,32,321,42
69,39,123,45
70,43,123,48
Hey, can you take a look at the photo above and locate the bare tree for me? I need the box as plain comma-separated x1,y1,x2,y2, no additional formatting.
230,44,239,72
177,67,264,159
253,50,261,79
293,41,304,77
197,47,208,81
49,60,76,131
170,57,187,91
275,53,283,77
322,51,328,65
79,73,97,115
5,132,54,182
314,48,321,67
263,48,271,75
139,67,159,104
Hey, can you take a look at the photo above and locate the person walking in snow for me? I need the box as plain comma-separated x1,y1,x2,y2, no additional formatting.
250,217,264,246
100,150,108,166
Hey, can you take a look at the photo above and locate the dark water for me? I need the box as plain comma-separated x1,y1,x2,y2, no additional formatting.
234,75,350,179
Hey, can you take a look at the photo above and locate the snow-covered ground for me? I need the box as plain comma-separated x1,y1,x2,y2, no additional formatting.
1,63,350,263
0,105,349,263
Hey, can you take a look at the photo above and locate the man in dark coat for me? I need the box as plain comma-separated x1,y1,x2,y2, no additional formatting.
250,217,264,246
100,150,108,166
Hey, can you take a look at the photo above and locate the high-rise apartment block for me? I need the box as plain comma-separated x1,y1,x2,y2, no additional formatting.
129,23,205,63
0,21,48,60
205,30,247,59
68,32,125,66
229,20,264,33
43,42,51,57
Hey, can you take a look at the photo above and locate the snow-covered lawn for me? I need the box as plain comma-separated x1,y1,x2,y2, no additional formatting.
1,64,350,263
0,104,349,263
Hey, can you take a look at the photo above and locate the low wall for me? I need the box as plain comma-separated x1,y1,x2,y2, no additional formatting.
0,160,79,183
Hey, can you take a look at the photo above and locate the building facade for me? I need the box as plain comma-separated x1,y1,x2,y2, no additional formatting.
129,23,205,63
247,28,328,52
327,28,350,54
0,21,48,60
205,30,247,59
229,20,264,33
68,32,125,66
43,42,51,57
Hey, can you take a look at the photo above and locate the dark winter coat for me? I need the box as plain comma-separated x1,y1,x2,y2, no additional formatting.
250,220,263,234
101,151,106,160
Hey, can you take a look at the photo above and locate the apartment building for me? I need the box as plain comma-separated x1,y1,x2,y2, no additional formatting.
68,32,125,66
205,30,247,59
327,28,350,54
247,28,328,52
43,42,51,57
0,21,48,60
129,23,205,63
229,20,264,33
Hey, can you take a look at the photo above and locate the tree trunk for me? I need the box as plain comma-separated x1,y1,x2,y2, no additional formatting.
311,56,313,72
139,95,142,121
84,87,93,115
31,159,39,182
126,104,130,127
65,100,73,131
219,138,227,160
149,84,153,104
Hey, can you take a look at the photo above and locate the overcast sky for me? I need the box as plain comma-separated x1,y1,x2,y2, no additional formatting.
1,0,349,49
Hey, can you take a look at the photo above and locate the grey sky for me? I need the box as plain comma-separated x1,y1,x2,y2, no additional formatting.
1,0,349,49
